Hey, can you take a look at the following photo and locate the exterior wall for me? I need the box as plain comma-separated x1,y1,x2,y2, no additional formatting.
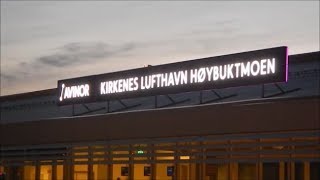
1,96,319,146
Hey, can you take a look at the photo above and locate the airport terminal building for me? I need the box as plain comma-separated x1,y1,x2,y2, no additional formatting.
0,47,319,180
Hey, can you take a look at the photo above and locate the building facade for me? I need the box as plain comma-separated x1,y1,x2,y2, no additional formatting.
0,51,319,180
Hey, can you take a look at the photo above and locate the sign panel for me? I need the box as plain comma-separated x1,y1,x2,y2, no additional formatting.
144,166,151,176
121,167,129,176
58,46,288,105
167,166,174,176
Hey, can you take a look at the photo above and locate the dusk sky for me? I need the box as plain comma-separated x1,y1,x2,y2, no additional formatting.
1,1,319,96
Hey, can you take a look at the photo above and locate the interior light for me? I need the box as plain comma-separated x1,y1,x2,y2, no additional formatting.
180,156,190,160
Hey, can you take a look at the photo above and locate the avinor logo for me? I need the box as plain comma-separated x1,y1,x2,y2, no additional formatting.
59,83,90,101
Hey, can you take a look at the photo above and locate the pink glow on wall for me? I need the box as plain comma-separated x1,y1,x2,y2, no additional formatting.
286,47,289,82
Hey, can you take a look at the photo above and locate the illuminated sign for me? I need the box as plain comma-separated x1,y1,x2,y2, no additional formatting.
137,150,144,154
58,46,288,105
59,83,90,101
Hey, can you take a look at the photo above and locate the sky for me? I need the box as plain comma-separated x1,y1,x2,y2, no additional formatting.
1,1,319,96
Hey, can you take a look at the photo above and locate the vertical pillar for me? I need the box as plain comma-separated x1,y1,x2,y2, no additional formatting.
228,139,238,180
201,141,206,180
230,163,238,180
129,146,134,180
196,163,201,180
88,163,94,180
279,162,285,180
63,162,68,180
303,162,310,180
174,142,180,180
150,144,157,180
256,163,262,180
19,166,24,180
64,158,74,180
35,162,40,180
52,161,57,180
189,163,192,180
290,162,295,180
107,164,113,180
257,139,262,180
107,145,113,180
201,162,206,180
289,137,294,180
88,147,94,180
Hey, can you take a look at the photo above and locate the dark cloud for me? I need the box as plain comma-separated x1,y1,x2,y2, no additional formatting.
37,42,136,67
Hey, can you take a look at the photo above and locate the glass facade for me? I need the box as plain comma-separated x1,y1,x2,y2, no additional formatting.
1,131,319,180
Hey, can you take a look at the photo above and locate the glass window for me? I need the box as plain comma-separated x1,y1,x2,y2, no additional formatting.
93,164,107,180
56,165,63,180
238,163,256,180
263,163,279,180
310,162,320,180
40,165,52,180
294,162,304,180
24,165,36,180
74,165,88,180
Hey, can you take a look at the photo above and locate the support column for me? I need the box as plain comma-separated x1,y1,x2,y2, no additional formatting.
303,162,310,180
88,163,94,180
129,146,134,180
257,162,263,180
228,139,238,180
19,166,24,180
290,162,295,180
279,162,285,180
230,163,238,180
107,164,113,180
196,163,201,180
201,162,206,180
107,145,113,180
150,144,157,180
63,159,74,180
35,162,40,180
257,139,262,180
201,141,206,180
174,143,180,180
88,147,94,180
52,161,57,180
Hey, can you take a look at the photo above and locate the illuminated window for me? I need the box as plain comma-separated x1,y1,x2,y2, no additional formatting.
40,165,52,180
93,164,107,180
74,165,88,180
24,166,36,180
56,165,63,180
